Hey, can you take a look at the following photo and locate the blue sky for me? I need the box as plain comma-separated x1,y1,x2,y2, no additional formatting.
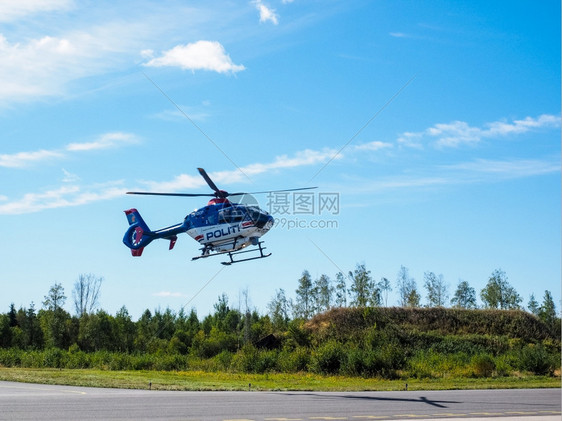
1,0,560,319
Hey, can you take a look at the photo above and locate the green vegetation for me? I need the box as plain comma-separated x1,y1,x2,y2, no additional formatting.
0,368,559,391
0,268,560,390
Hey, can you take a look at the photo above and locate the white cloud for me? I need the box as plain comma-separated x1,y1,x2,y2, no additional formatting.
0,27,143,104
399,114,561,149
153,291,186,298
253,1,279,25
444,157,561,178
0,0,72,22
0,132,139,169
62,168,80,183
0,183,126,215
142,147,340,192
389,32,408,38
144,40,245,73
66,132,139,152
353,141,393,151
0,149,63,168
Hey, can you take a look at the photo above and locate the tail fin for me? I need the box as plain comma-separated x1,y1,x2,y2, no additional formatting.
123,209,154,256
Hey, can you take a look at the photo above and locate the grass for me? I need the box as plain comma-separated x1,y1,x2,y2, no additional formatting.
0,367,559,391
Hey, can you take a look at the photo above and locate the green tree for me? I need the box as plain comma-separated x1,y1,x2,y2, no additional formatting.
268,288,290,330
16,302,43,349
527,293,539,316
0,314,12,347
334,272,347,308
349,263,379,307
313,274,334,312
8,303,17,328
451,280,477,309
538,290,557,328
294,270,314,319
114,305,136,352
480,269,521,309
396,266,420,307
423,272,449,307
41,283,71,348
378,277,392,307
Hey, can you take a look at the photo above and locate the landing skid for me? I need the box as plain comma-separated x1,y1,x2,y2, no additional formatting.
191,241,271,265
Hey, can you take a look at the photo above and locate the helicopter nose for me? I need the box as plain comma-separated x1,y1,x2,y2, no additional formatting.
255,212,274,229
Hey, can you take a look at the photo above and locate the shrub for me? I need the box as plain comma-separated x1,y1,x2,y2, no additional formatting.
518,344,554,375
310,340,345,375
471,354,495,377
277,347,310,372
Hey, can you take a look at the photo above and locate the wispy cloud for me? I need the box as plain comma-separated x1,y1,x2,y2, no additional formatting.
353,141,393,152
443,157,561,179
398,114,561,149
339,156,560,196
0,182,126,215
144,40,245,73
149,106,210,122
0,132,139,169
66,132,139,152
253,0,279,25
0,0,73,22
0,22,152,105
153,291,187,298
0,149,64,168
142,147,340,192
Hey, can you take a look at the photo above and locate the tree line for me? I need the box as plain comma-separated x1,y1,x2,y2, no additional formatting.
268,264,558,331
0,266,559,355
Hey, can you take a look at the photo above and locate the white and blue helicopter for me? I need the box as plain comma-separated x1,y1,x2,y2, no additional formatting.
123,168,315,265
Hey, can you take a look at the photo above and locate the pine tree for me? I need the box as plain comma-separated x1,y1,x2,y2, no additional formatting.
527,293,539,315
538,290,557,329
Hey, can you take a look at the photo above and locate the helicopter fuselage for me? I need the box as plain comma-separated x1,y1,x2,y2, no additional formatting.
123,199,274,257
185,200,274,253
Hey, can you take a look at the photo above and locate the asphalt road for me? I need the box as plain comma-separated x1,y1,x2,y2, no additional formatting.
0,382,560,421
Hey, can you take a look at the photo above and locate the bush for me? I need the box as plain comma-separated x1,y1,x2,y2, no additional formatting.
277,347,310,372
310,340,345,375
518,344,554,375
471,354,495,377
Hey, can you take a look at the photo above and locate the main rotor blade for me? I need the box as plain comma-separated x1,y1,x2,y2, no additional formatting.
197,167,221,193
127,192,215,197
229,187,318,196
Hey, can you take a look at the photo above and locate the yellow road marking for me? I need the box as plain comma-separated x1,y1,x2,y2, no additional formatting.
265,418,303,421
432,414,466,417
309,417,347,420
352,417,386,419
469,413,503,416
505,412,538,415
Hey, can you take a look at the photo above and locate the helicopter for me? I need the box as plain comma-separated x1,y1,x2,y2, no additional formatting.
123,168,316,265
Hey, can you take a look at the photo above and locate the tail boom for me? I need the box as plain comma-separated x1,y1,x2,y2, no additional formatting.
123,209,184,257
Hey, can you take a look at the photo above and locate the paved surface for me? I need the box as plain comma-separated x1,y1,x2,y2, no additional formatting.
0,382,560,420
